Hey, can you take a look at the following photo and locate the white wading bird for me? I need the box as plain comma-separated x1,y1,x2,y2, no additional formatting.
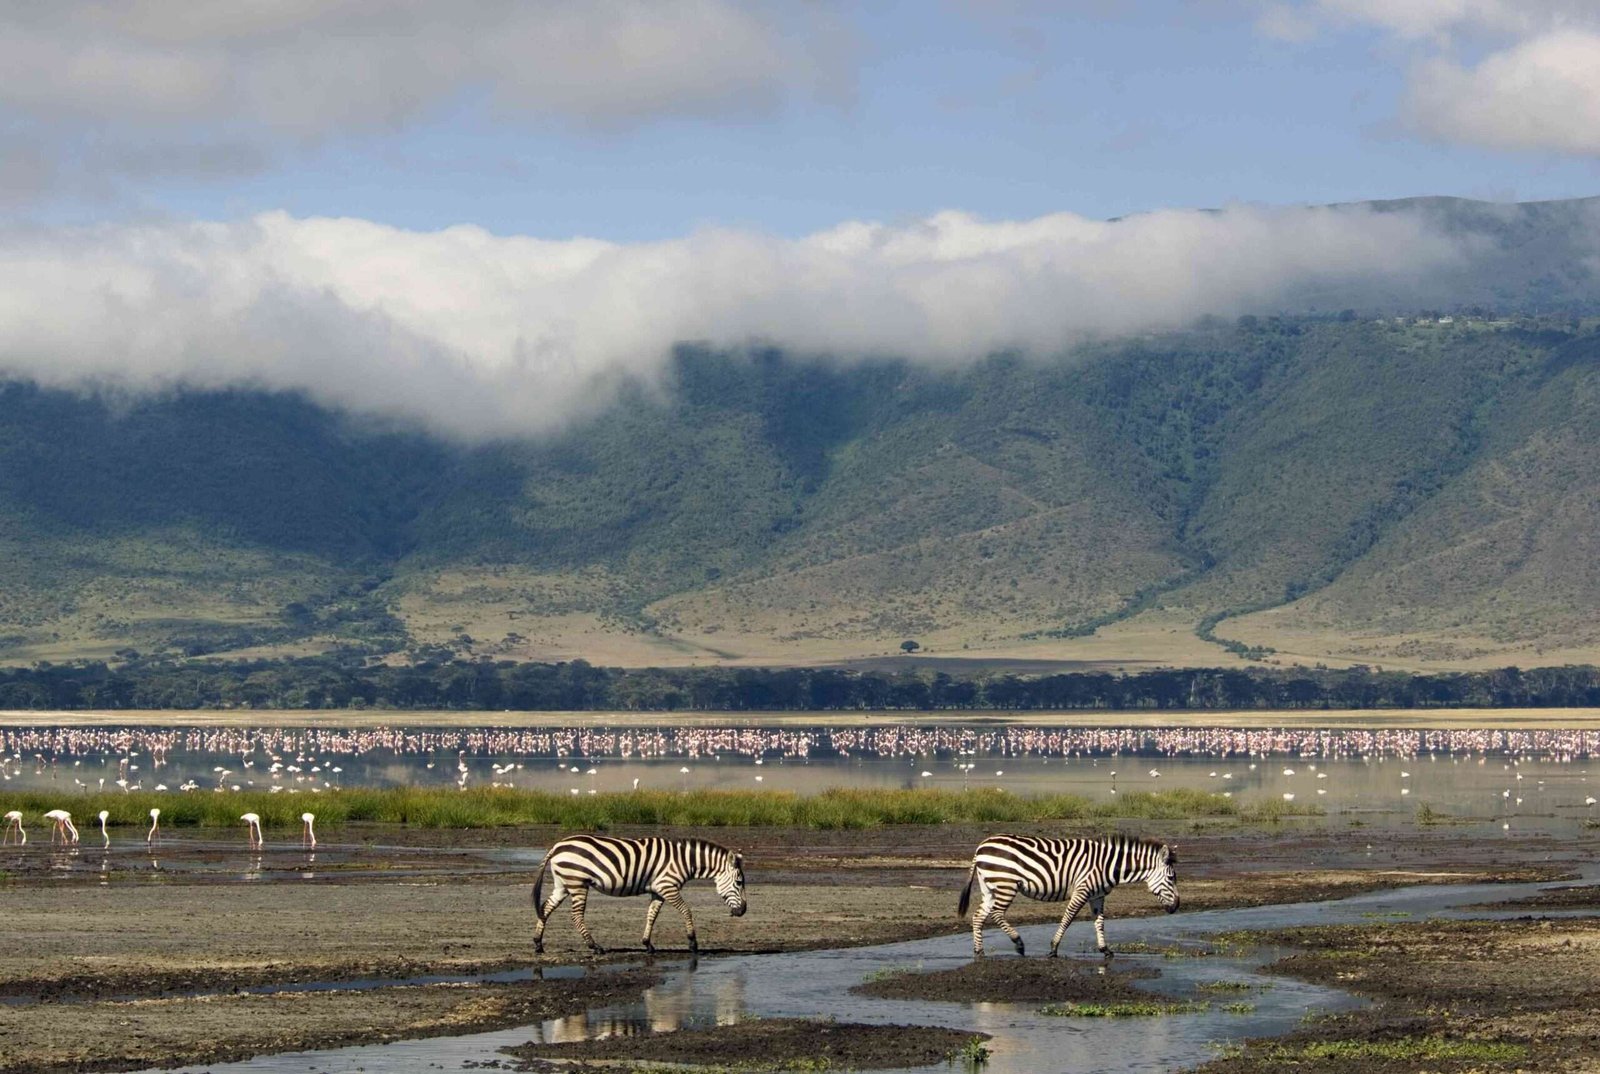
44,809,78,845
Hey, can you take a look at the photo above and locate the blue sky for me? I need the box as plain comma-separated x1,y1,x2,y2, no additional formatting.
3,1,1600,436
8,1,1599,239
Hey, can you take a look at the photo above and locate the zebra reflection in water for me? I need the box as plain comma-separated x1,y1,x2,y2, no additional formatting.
533,835,747,955
959,834,1179,957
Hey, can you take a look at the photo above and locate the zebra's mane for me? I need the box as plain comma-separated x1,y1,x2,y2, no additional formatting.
1107,834,1169,862
683,838,738,866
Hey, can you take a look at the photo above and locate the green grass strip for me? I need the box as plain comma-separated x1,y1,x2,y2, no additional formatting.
1040,1000,1208,1017
1263,1037,1528,1061
0,786,1317,832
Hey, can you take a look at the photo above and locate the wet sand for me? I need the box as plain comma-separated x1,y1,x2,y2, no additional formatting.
0,824,1590,1073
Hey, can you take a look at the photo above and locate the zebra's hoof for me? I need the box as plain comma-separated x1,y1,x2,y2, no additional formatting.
642,941,655,954
1013,942,1026,956
1047,949,1058,958
1099,947,1114,959
534,942,544,954
688,940,699,954
588,944,607,955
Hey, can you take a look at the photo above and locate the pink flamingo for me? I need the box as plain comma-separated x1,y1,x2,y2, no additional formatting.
3,810,23,845
147,808,161,845
240,812,263,849
98,810,110,848
43,809,78,845
300,812,316,848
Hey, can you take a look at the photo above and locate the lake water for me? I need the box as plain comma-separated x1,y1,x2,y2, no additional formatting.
2,721,1596,833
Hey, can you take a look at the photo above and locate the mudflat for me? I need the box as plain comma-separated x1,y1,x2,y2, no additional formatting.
1197,919,1600,1073
0,823,1588,1072
506,1017,991,1071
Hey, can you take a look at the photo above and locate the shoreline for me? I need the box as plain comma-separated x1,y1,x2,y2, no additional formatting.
7,706,1600,730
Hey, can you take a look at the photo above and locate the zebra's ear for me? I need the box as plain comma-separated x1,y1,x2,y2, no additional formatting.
733,852,744,868
1164,844,1177,864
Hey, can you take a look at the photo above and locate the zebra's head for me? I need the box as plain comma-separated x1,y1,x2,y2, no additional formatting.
715,851,747,917
1144,844,1180,913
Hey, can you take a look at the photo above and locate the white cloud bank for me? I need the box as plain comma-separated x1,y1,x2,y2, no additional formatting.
1264,1,1600,154
0,204,1472,437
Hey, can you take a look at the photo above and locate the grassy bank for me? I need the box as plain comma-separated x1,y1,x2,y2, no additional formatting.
0,786,1316,832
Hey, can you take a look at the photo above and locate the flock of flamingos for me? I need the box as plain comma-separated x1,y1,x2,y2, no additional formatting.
2,806,316,848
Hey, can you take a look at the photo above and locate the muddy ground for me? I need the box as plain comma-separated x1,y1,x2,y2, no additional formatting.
1468,882,1600,910
1194,919,1600,1074
0,822,1591,1072
852,955,1163,1003
506,1017,991,1072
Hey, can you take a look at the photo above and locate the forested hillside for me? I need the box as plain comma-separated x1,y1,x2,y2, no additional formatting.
1,308,1597,671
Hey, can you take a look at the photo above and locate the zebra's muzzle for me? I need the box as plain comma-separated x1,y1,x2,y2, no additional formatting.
730,903,747,917
1164,897,1180,914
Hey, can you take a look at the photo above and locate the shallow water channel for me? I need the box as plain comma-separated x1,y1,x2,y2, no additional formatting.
142,870,1596,1074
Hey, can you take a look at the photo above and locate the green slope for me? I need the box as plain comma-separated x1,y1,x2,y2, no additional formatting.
3,194,1600,667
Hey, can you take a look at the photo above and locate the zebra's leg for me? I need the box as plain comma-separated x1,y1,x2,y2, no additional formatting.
662,885,698,952
988,886,1025,956
642,894,666,953
1048,891,1089,958
568,885,606,954
1089,896,1112,957
971,877,998,957
532,875,569,954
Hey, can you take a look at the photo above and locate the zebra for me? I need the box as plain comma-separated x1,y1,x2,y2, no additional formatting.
957,834,1179,958
532,834,747,954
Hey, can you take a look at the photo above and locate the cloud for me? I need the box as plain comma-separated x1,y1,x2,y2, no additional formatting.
1264,0,1596,41
1405,31,1600,153
0,203,1482,438
0,1,851,199
1263,1,1600,154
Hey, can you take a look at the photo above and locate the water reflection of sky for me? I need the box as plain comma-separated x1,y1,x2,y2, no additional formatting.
0,724,1596,832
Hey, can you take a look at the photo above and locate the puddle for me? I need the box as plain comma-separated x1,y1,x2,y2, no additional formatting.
137,867,1598,1074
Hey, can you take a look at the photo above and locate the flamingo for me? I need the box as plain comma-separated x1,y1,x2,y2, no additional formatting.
43,809,78,845
98,810,110,847
3,810,23,845
300,812,316,848
147,808,161,845
240,812,263,849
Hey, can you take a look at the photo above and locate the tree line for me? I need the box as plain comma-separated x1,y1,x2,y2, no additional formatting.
0,658,1597,712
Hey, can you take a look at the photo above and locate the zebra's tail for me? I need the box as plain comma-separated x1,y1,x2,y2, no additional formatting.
957,859,976,918
532,858,548,920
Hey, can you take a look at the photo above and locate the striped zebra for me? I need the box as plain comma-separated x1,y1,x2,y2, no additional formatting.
957,834,1179,957
532,835,747,954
